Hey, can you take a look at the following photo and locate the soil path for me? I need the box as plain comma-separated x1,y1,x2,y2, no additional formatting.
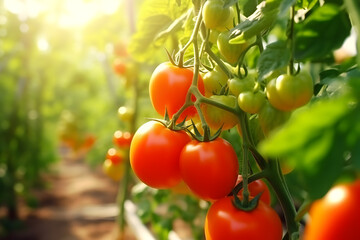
3,147,135,240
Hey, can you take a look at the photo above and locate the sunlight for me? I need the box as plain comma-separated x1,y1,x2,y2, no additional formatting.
4,0,121,28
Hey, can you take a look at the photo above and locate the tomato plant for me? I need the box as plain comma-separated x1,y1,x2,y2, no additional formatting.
179,137,239,201
149,62,205,122
130,121,191,189
202,67,228,97
303,180,360,240
205,196,283,240
202,0,233,31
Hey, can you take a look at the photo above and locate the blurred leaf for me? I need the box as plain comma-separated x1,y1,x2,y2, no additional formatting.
128,0,192,62
259,76,360,199
295,4,351,61
280,0,296,16
257,40,290,81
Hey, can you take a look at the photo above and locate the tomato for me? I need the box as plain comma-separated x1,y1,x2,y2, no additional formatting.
113,58,126,75
236,175,271,205
266,71,313,111
179,137,239,201
202,0,232,31
228,76,255,97
202,95,238,130
113,130,133,148
106,148,124,164
202,68,228,97
238,91,266,114
217,30,249,65
117,106,134,122
149,62,205,122
103,159,124,181
205,196,283,240
130,121,191,189
258,101,291,136
303,180,360,240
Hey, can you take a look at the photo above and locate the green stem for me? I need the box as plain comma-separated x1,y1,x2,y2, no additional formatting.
232,170,270,195
266,160,298,239
241,145,250,206
288,5,295,75
205,44,234,78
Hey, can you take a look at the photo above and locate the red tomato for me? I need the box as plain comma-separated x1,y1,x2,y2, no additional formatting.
205,196,283,240
130,121,191,189
179,138,239,201
236,175,271,205
106,148,124,165
149,62,205,122
303,180,360,240
113,130,132,148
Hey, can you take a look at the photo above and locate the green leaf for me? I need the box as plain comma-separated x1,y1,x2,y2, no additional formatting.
128,0,192,62
279,0,296,16
257,40,290,81
295,4,352,61
229,0,281,43
259,87,360,199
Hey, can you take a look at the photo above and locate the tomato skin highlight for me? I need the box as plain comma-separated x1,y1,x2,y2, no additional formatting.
179,138,239,201
149,62,204,122
303,180,360,240
205,196,283,240
130,121,191,189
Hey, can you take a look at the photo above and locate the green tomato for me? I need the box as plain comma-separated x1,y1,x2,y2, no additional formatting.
238,91,266,114
202,95,238,130
266,71,313,111
228,76,255,96
118,106,134,122
202,0,231,30
258,101,291,136
203,68,228,97
217,30,249,65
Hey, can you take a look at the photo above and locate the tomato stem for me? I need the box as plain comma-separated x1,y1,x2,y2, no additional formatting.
288,5,296,76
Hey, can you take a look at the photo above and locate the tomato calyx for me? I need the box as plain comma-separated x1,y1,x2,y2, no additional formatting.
232,191,262,211
187,119,222,142
147,109,190,131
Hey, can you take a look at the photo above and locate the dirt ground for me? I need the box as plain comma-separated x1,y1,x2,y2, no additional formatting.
2,147,136,240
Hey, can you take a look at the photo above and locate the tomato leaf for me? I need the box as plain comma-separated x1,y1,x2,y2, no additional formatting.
128,0,192,62
259,75,360,199
294,4,352,61
229,0,280,43
257,40,290,81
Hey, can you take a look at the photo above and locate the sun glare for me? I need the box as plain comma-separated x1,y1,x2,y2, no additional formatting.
4,0,121,28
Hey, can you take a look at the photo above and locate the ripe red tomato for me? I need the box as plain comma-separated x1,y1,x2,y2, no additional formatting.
303,180,360,240
205,196,283,240
149,62,205,122
236,175,271,205
130,121,191,189
113,130,132,148
179,138,239,201
106,148,124,165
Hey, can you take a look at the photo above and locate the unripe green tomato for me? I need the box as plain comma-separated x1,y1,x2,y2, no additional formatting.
202,95,238,130
228,76,255,96
202,0,231,30
118,106,134,122
238,91,266,114
266,71,313,111
258,101,291,136
103,159,124,181
216,6,235,32
203,68,228,97
217,31,249,65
